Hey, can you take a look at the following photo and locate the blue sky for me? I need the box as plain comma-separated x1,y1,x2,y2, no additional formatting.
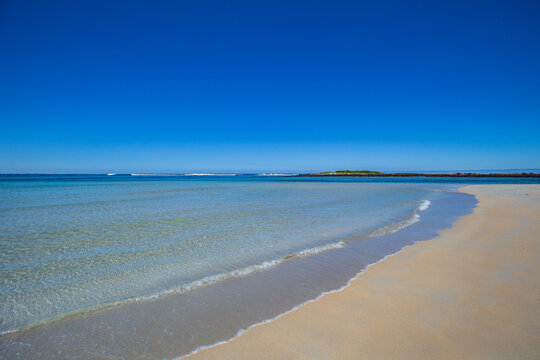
1,0,539,173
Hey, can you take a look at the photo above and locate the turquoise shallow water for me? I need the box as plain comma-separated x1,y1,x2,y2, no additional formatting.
1,175,436,331
0,174,536,359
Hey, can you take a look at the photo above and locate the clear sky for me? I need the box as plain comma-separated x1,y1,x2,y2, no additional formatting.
1,0,539,173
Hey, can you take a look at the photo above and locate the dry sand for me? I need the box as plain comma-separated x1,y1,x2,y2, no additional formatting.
186,185,540,360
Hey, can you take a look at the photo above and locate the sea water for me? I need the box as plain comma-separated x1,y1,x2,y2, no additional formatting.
0,174,536,359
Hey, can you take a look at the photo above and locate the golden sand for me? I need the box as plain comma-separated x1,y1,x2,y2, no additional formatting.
187,185,540,359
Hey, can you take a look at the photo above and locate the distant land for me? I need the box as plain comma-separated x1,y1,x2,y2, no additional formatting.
297,170,540,177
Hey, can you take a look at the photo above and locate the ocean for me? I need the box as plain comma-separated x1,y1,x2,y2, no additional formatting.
0,174,538,359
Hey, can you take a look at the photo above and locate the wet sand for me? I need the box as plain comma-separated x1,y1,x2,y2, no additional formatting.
186,185,540,359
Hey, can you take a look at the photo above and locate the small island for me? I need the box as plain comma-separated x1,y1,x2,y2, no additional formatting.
297,170,540,177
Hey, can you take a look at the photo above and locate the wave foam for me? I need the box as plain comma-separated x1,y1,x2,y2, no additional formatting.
419,200,431,211
369,199,430,237
130,173,180,176
295,241,345,256
257,173,297,176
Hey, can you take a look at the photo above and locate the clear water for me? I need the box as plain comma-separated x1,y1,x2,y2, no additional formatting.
0,176,432,331
0,174,536,359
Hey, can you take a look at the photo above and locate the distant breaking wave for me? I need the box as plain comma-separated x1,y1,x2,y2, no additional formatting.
130,173,181,176
184,173,237,176
130,173,238,176
129,173,293,177
257,173,297,176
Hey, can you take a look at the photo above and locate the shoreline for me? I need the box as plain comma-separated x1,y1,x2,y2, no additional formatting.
186,185,540,359
179,213,443,360
177,188,475,359
1,184,476,360
180,245,413,359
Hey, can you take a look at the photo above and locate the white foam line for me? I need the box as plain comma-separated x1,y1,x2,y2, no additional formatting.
295,241,345,256
256,173,297,176
0,328,19,335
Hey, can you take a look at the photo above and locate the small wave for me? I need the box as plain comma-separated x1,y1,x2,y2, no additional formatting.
0,328,19,336
419,200,431,211
369,213,420,237
295,241,345,256
107,173,116,176
369,199,430,237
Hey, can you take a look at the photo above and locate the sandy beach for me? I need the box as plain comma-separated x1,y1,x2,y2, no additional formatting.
187,185,540,360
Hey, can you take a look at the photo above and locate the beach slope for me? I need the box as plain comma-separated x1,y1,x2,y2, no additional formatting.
186,185,540,360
